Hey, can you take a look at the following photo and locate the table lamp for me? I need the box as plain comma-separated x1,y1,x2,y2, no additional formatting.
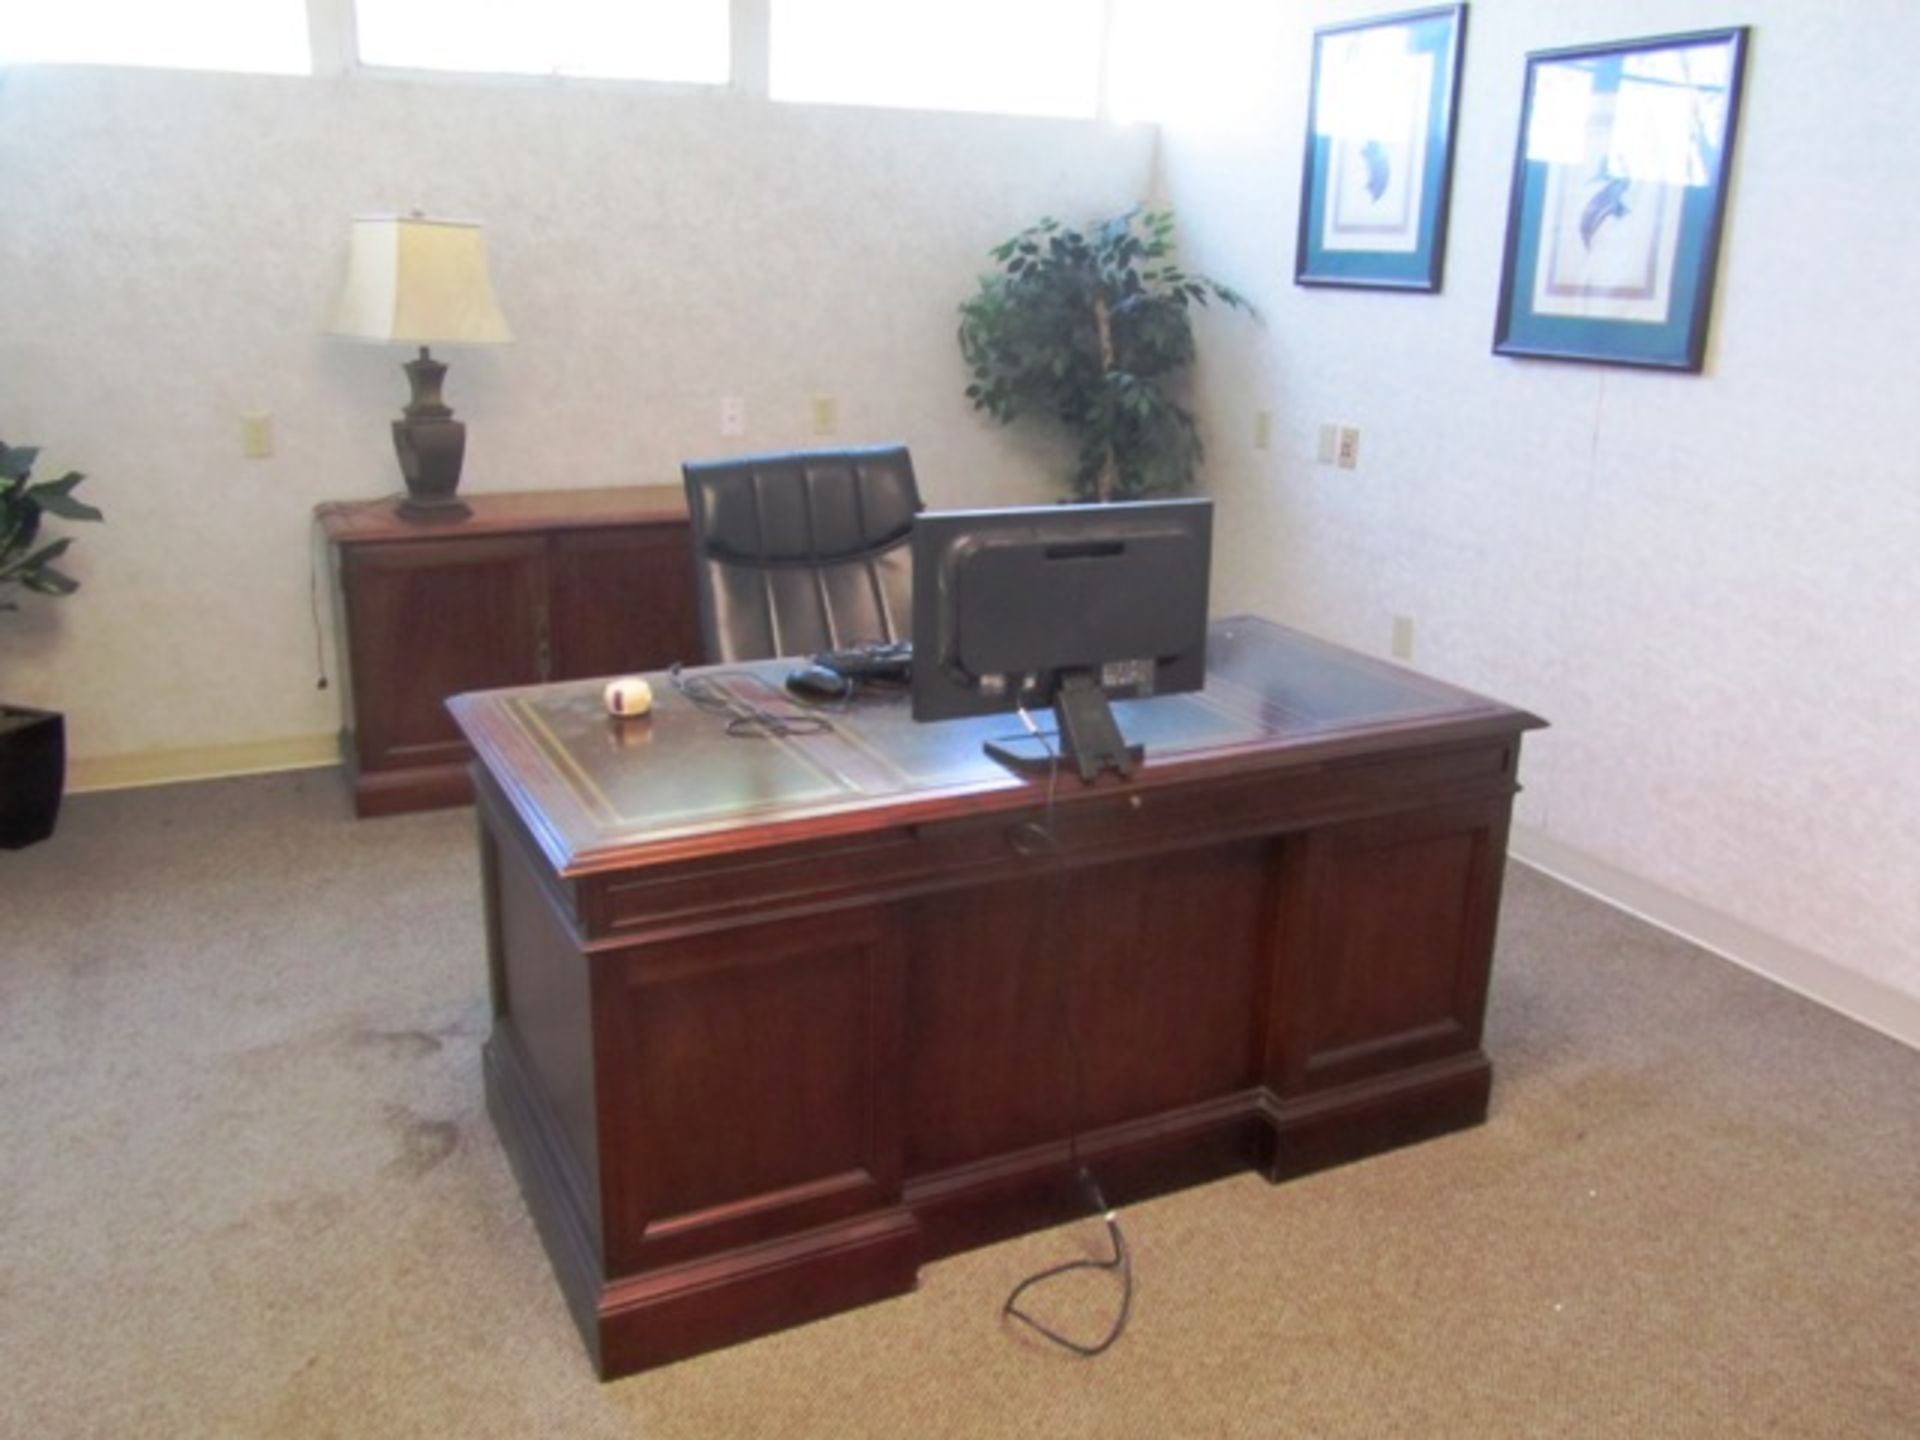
328,213,512,521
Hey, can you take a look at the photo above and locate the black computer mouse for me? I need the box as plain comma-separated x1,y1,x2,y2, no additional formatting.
784,663,853,702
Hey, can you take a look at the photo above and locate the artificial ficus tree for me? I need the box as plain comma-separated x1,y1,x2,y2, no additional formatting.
959,208,1252,502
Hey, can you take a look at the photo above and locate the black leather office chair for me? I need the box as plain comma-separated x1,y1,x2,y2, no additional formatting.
680,445,923,663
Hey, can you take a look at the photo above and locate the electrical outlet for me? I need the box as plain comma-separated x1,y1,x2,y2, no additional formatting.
241,411,273,459
1391,614,1415,660
1316,423,1339,465
811,395,838,437
1254,409,1273,451
1336,425,1360,470
720,396,746,437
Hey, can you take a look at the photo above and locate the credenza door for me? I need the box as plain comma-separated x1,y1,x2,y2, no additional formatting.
342,535,548,775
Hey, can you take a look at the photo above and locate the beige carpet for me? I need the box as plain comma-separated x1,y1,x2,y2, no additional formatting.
3,771,1914,1438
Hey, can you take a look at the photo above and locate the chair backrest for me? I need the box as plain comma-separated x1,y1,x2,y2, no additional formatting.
680,445,923,663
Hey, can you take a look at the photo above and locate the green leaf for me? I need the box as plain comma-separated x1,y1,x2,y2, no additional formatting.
1,445,39,482
15,536,73,570
29,472,102,522
22,565,79,596
27,470,83,499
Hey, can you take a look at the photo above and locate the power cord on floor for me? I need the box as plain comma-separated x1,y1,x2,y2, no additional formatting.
1003,1169,1134,1357
999,694,1135,1359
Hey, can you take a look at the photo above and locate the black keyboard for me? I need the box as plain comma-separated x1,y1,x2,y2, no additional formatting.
813,642,913,683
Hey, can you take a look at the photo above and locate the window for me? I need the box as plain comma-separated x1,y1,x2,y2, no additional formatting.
354,0,729,84
0,0,309,75
770,0,1105,119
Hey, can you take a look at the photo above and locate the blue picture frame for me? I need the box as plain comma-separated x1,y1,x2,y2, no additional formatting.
1296,5,1467,292
1494,27,1750,371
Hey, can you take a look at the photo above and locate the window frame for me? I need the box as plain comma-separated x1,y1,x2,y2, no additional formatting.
341,0,736,90
6,0,1145,127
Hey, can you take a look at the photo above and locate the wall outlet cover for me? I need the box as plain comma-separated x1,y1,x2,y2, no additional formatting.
1336,425,1360,470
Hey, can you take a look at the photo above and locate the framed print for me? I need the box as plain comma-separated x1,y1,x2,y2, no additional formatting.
1493,27,1750,370
1295,5,1467,291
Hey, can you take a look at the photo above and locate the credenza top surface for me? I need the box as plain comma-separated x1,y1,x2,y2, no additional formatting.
447,616,1546,878
316,485,689,544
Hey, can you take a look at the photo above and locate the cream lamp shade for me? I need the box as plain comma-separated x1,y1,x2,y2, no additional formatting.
329,214,512,345
328,213,512,521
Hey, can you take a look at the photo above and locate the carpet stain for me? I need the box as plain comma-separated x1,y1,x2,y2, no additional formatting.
1517,1064,1668,1147
384,1105,459,1178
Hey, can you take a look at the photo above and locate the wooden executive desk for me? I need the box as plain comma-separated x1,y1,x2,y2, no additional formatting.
448,617,1544,1378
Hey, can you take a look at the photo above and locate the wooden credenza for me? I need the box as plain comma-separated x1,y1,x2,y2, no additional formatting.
318,488,702,817
448,618,1545,1376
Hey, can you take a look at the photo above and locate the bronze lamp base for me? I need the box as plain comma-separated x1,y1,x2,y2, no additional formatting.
393,347,471,522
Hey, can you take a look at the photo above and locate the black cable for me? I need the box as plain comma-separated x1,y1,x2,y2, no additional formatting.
1003,1180,1133,1358
668,663,835,739
307,516,330,691
999,693,1135,1359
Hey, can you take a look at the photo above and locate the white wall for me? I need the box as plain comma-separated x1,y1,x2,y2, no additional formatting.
0,65,1153,763
1150,0,1920,1028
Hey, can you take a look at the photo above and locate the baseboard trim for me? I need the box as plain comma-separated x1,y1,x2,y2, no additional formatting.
1510,825,1919,1053
67,734,340,794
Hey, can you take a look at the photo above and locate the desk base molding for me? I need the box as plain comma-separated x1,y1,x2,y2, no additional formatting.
903,1093,1269,1262
489,1012,1492,1377
1262,1051,1493,1180
350,760,475,817
598,1213,921,1379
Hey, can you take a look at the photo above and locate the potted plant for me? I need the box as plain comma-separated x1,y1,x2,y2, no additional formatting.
2,438,103,848
959,207,1253,502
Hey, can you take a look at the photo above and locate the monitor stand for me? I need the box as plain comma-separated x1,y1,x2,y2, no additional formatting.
984,670,1145,784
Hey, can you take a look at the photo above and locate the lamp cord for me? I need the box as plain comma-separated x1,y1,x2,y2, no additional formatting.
308,515,330,690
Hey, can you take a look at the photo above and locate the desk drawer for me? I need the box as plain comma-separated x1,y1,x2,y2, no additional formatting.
921,739,1514,864
582,739,1517,940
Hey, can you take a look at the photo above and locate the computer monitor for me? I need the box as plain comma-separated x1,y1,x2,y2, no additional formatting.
911,498,1213,782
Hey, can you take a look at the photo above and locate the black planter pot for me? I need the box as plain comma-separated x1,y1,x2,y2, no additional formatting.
0,705,65,849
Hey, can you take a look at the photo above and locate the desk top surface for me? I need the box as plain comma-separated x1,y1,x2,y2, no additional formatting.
448,616,1544,876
